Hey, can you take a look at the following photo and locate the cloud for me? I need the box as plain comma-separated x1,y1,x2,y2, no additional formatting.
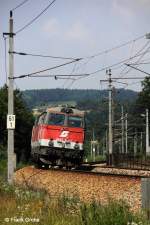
112,0,150,15
65,22,89,41
112,0,134,19
64,21,96,49
43,19,89,41
43,18,60,37
42,19,96,48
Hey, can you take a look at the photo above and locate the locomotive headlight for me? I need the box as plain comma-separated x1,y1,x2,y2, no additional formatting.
74,143,80,150
48,139,54,147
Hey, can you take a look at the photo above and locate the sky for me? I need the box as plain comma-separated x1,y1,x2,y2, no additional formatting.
0,0,150,91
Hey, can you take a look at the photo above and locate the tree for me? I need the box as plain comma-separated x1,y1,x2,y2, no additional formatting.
127,77,150,154
136,76,150,113
0,85,8,146
0,85,34,162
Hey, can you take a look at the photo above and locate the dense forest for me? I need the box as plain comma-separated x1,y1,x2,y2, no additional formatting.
22,88,138,109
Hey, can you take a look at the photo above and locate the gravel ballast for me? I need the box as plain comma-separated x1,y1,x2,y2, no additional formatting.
13,166,144,212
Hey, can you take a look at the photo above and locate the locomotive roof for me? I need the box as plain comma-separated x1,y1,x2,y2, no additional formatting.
47,106,84,116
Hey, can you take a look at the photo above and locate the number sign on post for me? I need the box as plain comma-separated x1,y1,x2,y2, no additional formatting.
7,115,15,129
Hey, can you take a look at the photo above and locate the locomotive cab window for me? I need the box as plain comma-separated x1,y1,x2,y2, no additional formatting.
68,115,83,128
47,113,65,126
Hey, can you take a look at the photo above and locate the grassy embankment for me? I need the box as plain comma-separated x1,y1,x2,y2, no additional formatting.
0,174,149,225
0,155,149,225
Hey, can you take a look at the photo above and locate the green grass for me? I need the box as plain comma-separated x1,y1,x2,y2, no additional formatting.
0,159,31,181
85,154,106,163
0,159,7,179
0,178,149,225
80,200,149,225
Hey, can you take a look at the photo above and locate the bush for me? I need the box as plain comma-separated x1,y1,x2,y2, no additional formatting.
85,154,106,162
0,145,7,160
80,200,149,225
0,159,7,179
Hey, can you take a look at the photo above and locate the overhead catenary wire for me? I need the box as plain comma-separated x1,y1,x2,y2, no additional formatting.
22,74,88,78
76,48,150,81
10,32,150,83
13,32,149,59
126,80,142,88
99,75,146,89
65,79,77,89
5,4,150,89
86,34,145,59
111,77,146,80
62,61,78,89
69,33,148,74
12,0,30,11
11,48,150,81
10,33,148,87
73,36,150,82
31,74,88,77
125,64,150,76
130,62,150,65
9,51,81,61
9,33,149,89
10,58,82,79
9,0,150,91
55,77,76,80
117,41,150,78
29,75,76,80
129,39,135,60
56,63,79,103
104,48,149,74
16,0,57,34
136,57,150,63
71,48,150,90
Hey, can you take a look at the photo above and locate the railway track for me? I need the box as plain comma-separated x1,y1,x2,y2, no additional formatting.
83,160,107,165
33,162,150,178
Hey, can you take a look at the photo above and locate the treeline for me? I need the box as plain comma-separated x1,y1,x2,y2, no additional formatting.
22,88,138,109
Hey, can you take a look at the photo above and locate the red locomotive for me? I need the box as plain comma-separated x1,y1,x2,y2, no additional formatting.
31,106,85,168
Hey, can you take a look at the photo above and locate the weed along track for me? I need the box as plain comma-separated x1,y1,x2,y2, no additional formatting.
13,166,150,212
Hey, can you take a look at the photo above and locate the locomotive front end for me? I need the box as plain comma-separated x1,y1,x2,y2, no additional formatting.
31,106,85,168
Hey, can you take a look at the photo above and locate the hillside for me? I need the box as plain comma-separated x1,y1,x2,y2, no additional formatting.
22,88,138,108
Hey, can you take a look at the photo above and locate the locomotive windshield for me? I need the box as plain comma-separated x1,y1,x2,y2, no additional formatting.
47,111,84,127
68,115,83,128
48,113,65,126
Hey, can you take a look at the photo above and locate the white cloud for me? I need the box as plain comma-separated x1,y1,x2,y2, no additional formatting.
42,19,96,48
43,20,89,41
65,22,89,41
112,0,134,19
43,18,60,37
112,0,150,15
64,21,96,48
